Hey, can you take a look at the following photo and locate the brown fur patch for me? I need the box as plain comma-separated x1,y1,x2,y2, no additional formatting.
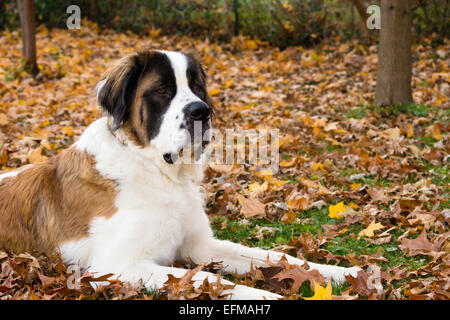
122,71,162,146
0,148,117,255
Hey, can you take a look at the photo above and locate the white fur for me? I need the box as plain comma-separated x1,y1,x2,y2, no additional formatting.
0,165,32,182
59,51,360,300
151,51,209,158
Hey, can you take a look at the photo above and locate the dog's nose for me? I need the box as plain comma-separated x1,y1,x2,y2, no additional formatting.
186,102,210,121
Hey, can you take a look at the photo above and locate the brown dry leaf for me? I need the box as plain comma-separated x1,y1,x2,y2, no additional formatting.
381,127,401,141
0,113,8,126
208,163,236,174
399,229,441,257
287,191,309,210
237,194,266,218
345,270,378,297
162,263,206,299
280,157,297,168
273,263,326,293
29,128,49,141
300,178,329,195
367,188,389,204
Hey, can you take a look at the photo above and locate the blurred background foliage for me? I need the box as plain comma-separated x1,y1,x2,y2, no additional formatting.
0,0,448,48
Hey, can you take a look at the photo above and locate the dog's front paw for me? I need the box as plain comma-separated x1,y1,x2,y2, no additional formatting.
225,285,282,300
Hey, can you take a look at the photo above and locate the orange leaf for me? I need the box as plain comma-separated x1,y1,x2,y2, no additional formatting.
28,147,48,164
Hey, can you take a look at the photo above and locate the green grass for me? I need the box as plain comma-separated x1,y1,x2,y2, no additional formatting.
212,207,336,250
211,205,432,297
429,163,449,186
367,102,430,118
420,135,438,147
346,106,368,119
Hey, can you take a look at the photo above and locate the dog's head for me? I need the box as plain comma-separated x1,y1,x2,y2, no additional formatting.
96,50,213,164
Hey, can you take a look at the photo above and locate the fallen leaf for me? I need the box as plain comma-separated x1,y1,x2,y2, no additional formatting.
287,192,309,210
359,220,386,238
281,210,297,224
28,147,48,164
0,113,8,126
399,229,440,257
303,280,332,300
237,194,266,218
328,201,346,219
273,265,325,293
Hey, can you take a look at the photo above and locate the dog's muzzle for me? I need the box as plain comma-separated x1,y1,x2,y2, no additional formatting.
162,102,211,165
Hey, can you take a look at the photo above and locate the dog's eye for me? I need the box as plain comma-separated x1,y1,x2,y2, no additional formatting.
155,86,169,96
193,83,204,98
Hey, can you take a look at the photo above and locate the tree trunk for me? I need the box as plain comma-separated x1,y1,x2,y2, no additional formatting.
89,0,96,19
350,0,369,24
375,0,413,106
17,0,38,76
233,0,240,36
223,0,234,40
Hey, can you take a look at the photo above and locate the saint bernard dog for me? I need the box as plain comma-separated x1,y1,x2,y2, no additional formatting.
0,50,359,299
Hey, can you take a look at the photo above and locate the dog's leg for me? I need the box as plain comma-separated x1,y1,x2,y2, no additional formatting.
89,262,281,300
182,237,360,284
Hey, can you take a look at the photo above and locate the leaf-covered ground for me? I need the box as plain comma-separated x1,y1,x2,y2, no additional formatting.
0,22,448,300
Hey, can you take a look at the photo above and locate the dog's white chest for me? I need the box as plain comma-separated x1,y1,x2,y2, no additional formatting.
103,180,199,261
61,175,204,271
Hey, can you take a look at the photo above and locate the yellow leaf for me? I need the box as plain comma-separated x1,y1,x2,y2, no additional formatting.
28,147,48,164
40,120,51,128
244,40,258,50
348,202,359,210
255,168,273,180
431,123,442,140
274,179,288,187
405,125,414,138
209,88,221,96
224,79,234,88
328,201,346,219
61,126,74,136
303,280,332,300
313,126,320,136
358,220,386,238
350,183,362,191
312,162,324,171
248,181,268,194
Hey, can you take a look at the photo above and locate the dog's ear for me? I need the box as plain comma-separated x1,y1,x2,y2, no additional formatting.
197,61,216,118
96,53,141,130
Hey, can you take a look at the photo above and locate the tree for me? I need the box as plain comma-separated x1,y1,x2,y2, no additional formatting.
17,0,38,76
350,0,369,26
375,0,413,106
